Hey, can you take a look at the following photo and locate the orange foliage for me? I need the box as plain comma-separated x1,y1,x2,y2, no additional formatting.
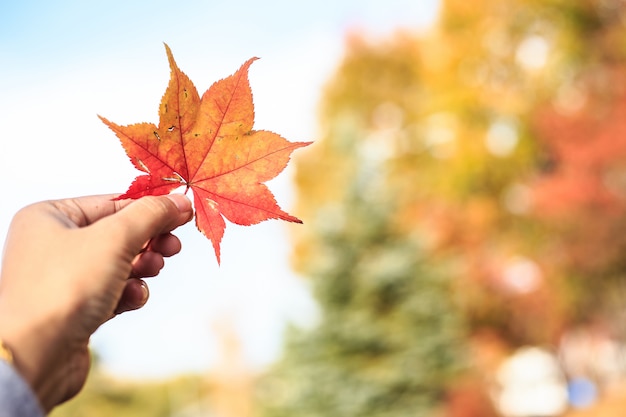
532,67,626,218
530,66,626,273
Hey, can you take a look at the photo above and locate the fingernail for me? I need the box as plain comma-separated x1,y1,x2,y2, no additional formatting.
166,194,192,213
140,280,150,305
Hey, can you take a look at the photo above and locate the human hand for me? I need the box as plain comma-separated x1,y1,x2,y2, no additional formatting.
0,194,193,412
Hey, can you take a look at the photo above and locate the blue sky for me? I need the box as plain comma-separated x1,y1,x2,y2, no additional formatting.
0,0,439,379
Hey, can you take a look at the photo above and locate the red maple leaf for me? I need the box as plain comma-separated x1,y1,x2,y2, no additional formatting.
99,44,311,263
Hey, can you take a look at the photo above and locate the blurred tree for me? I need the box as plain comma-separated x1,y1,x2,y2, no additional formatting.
390,0,626,348
258,36,467,417
260,0,626,415
528,0,626,325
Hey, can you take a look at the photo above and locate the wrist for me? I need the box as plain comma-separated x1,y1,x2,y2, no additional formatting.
0,302,69,412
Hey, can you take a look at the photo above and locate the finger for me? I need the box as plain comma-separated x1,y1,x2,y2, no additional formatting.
130,251,165,278
114,279,149,314
147,233,182,257
96,194,193,254
48,194,127,228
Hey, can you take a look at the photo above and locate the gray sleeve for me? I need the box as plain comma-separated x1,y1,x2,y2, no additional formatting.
0,360,44,417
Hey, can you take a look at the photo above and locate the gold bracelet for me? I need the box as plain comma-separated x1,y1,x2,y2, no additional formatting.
0,339,13,365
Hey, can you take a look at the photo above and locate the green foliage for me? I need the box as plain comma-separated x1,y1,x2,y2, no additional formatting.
50,371,208,417
260,191,464,417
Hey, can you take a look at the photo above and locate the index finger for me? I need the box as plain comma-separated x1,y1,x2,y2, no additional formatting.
48,194,134,228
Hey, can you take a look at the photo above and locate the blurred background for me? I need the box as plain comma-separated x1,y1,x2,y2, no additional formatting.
4,0,626,416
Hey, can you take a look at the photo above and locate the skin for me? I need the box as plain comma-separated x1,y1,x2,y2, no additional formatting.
0,194,194,413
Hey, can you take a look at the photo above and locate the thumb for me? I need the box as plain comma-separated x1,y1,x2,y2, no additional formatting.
99,194,193,253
